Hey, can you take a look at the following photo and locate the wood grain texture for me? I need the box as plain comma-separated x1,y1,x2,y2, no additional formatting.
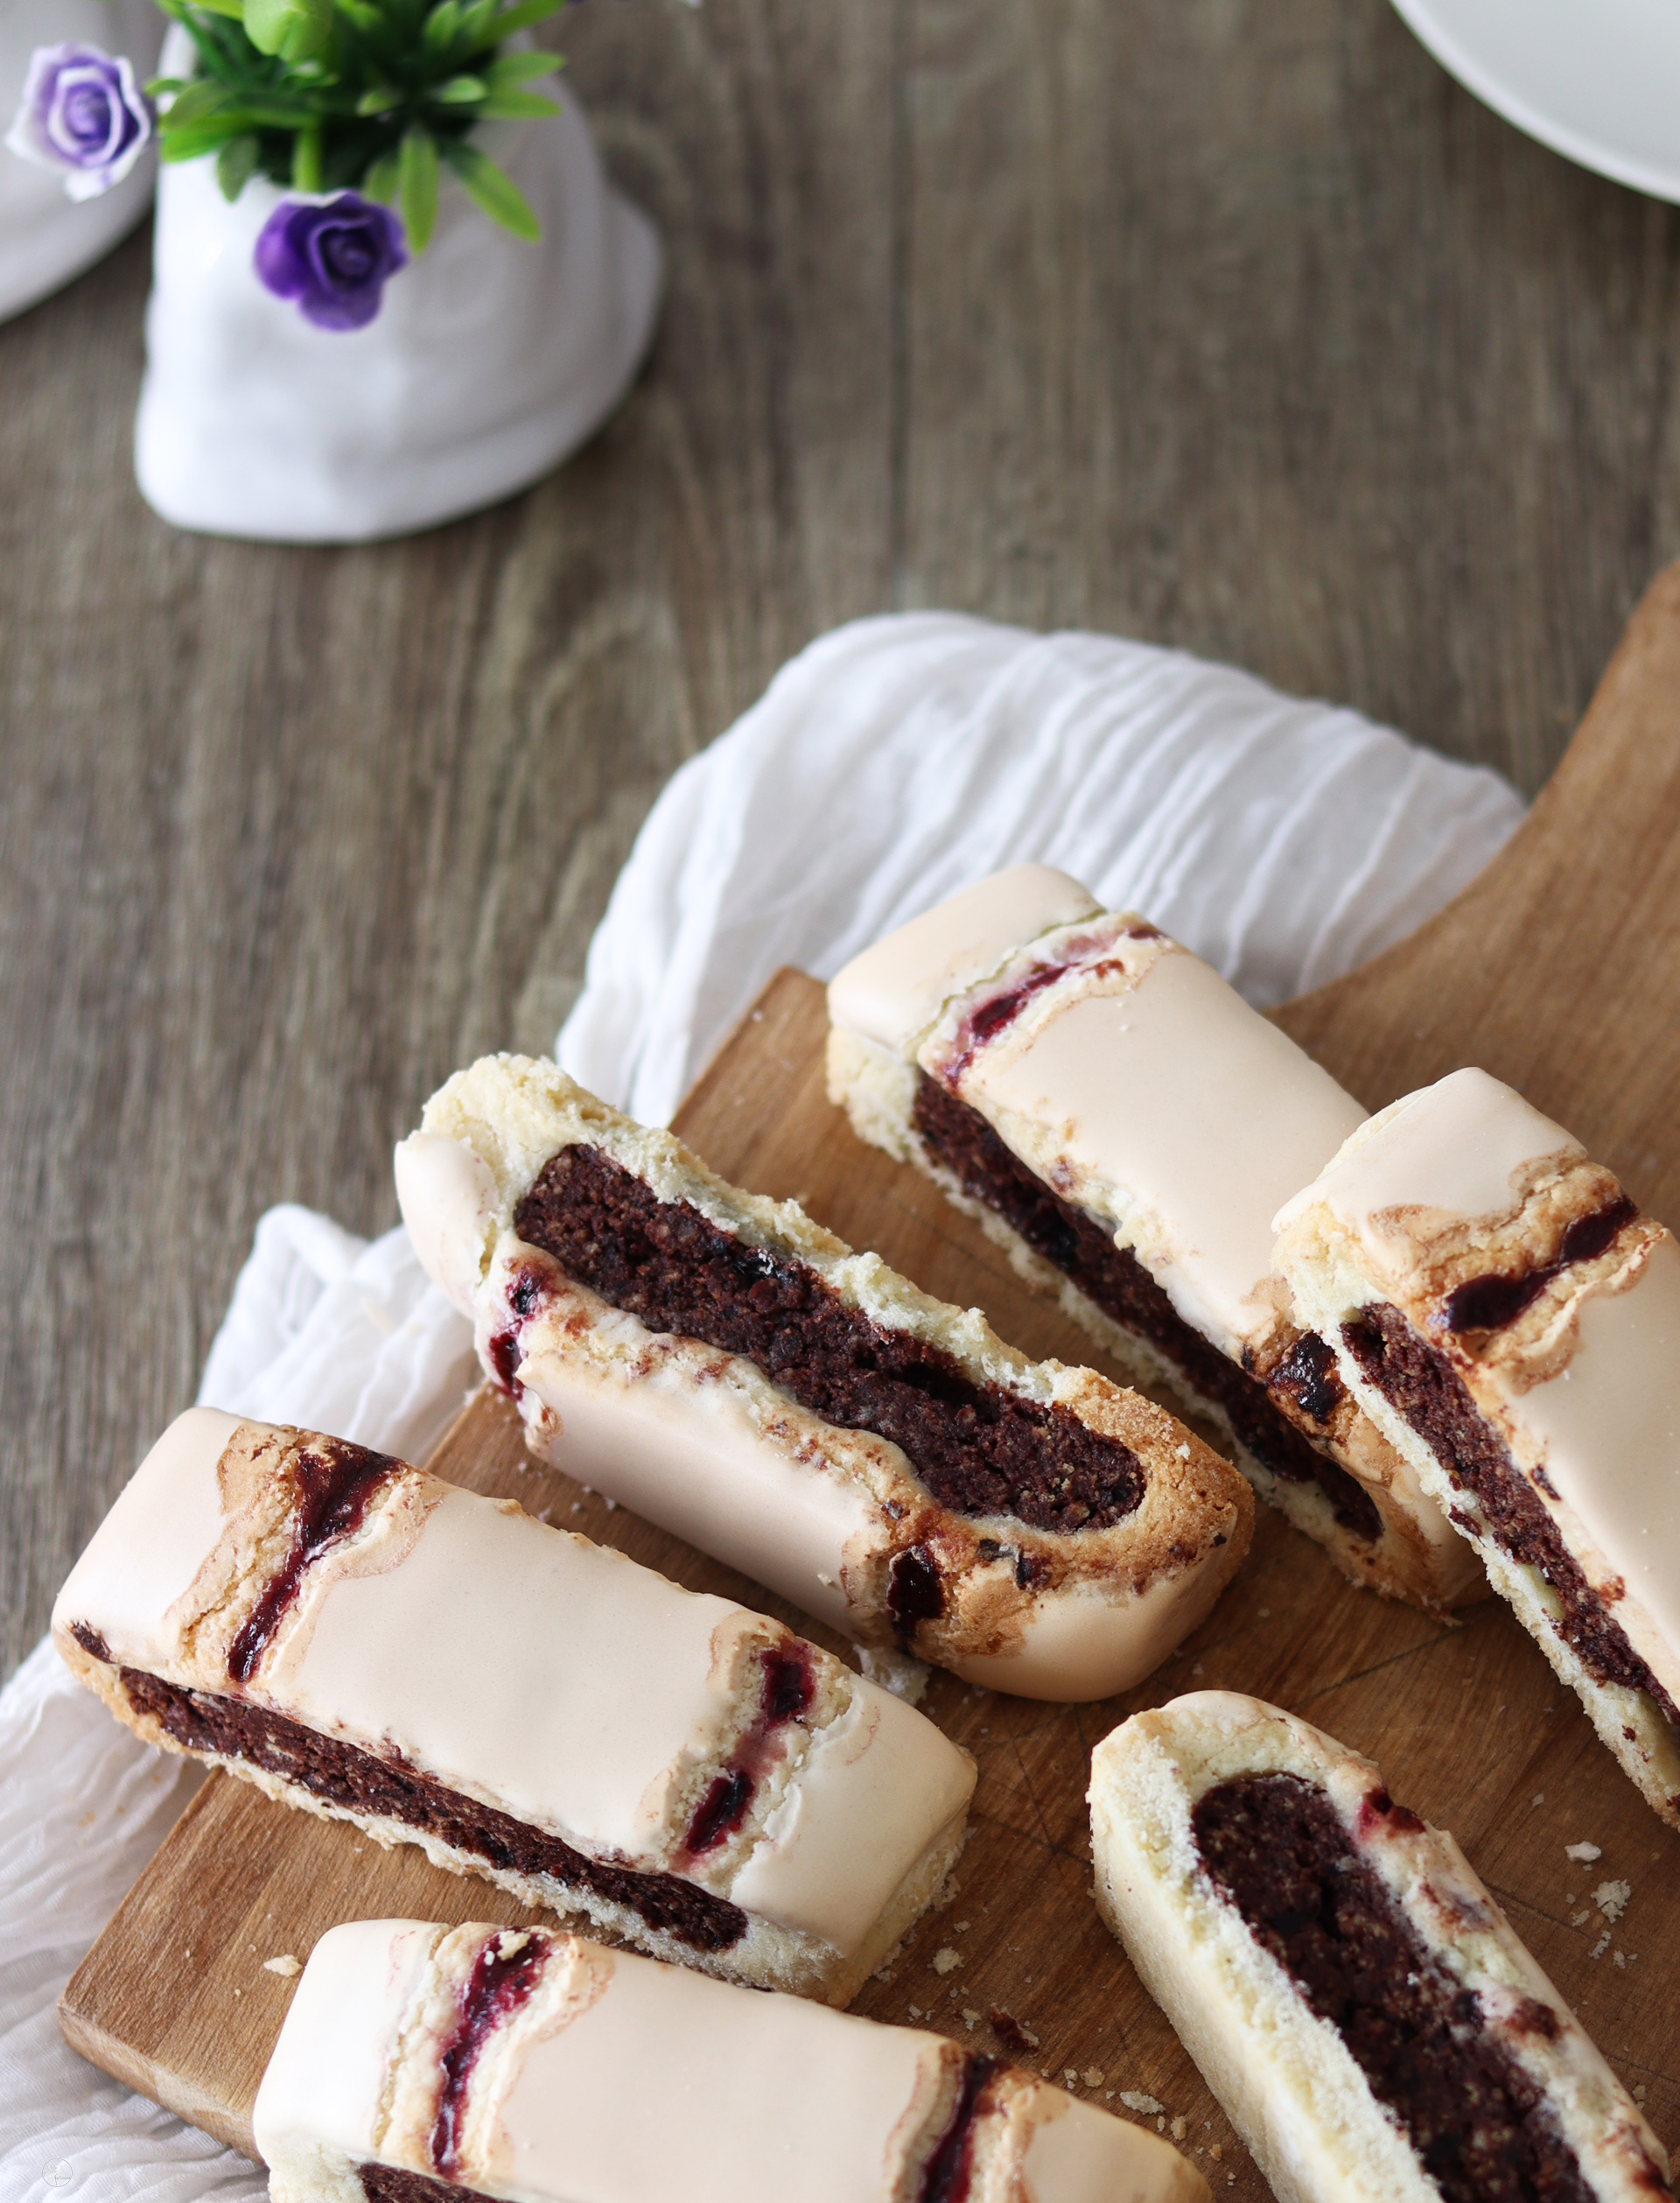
60,966,1680,2195
11,0,1680,1683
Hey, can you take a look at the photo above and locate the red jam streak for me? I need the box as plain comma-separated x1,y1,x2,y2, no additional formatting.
1354,1786,1425,1839
1441,1196,1638,1335
679,1642,816,1860
227,1441,399,1684
940,924,1159,1084
886,1544,944,1639
430,1931,551,2179
918,2054,1000,2203
486,1330,522,1396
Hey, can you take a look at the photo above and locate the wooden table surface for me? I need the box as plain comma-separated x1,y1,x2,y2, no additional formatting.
7,0,1680,1683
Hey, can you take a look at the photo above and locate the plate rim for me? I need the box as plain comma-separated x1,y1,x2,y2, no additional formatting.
1391,0,1680,203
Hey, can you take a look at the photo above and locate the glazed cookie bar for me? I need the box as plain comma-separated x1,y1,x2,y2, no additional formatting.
52,1410,976,2005
1089,1693,1669,2203
396,1055,1252,1702
825,865,1481,1612
1275,1067,1680,1828
255,1919,1209,2203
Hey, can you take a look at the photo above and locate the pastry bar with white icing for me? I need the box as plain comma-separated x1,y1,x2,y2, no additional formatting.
1088,1692,1669,2203
824,864,1483,1613
52,1408,976,2006
1274,1066,1680,1829
254,1919,1209,2203
396,1054,1253,1703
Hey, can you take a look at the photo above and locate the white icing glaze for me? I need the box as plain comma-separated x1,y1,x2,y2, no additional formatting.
513,1321,874,1638
1271,1069,1584,1266
253,1918,439,2166
496,1937,940,2203
50,1407,246,1668
727,1683,970,1950
1022,2092,1194,2203
396,1130,500,1317
948,1563,1225,1702
827,865,1100,1054
959,946,1365,1358
1519,1234,1680,1655
284,1485,749,1864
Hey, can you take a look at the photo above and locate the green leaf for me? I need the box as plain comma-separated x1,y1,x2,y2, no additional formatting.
422,0,461,54
159,122,252,158
441,136,538,240
243,0,332,62
470,88,558,118
467,0,563,46
454,0,497,49
215,132,260,198
483,49,559,83
144,75,191,96
355,83,402,113
397,124,439,249
362,145,401,202
158,77,229,123
430,73,486,100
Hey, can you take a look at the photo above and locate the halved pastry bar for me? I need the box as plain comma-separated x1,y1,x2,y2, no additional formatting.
52,1409,976,2005
825,865,1481,1611
1089,1692,1669,2203
255,1918,1208,2203
1275,1067,1680,1828
396,1054,1252,1702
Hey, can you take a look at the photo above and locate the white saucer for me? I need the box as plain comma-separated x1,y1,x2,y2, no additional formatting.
1392,0,1680,201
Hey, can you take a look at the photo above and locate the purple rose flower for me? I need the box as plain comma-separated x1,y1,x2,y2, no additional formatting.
5,43,152,202
254,193,409,333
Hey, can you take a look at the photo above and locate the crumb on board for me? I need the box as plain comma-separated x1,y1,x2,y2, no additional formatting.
262,1955,301,1977
1082,2068,1104,2090
1065,2070,1079,2087
1171,2117,1187,2142
1210,2143,1223,2163
1592,1879,1632,1923
962,2009,980,2030
987,2006,1040,2054
933,1947,962,1975
1572,1909,1593,1927
1119,2093,1165,2117
1564,1841,1602,1863
1589,1930,1612,1961
954,1920,970,1933
908,2005,922,2019
1530,1793,1544,1807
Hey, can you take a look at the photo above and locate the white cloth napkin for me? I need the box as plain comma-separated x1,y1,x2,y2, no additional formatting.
558,612,1524,1125
0,612,1525,2203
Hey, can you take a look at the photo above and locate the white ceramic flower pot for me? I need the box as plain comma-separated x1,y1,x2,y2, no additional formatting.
0,0,162,320
134,78,662,541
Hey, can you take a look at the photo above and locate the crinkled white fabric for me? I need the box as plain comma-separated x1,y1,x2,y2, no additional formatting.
557,613,1526,1126
0,1212,473,2203
1,610,1524,2201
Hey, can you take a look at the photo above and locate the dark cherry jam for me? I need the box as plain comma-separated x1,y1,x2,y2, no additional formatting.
228,1439,399,1684
1440,1195,1638,1335
430,1931,551,2178
678,1641,818,1862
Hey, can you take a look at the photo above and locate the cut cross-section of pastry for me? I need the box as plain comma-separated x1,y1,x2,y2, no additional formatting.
1274,1066,1680,1829
254,1919,1209,2203
1089,1692,1670,2203
825,864,1483,1613
52,1409,976,2005
396,1054,1253,1703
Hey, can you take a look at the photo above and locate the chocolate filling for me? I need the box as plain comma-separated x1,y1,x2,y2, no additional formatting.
910,1074,1382,1543
120,1666,746,1951
1442,1196,1639,1335
362,2168,494,2203
918,2053,1001,2203
229,1436,400,1684
432,1932,549,2177
512,1143,1145,1537
1342,1305,1680,1731
1194,1773,1592,2203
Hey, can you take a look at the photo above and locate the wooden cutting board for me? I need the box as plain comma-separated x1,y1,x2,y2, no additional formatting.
59,569,1680,2197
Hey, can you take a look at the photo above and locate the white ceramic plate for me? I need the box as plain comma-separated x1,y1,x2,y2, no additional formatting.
1392,0,1680,201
